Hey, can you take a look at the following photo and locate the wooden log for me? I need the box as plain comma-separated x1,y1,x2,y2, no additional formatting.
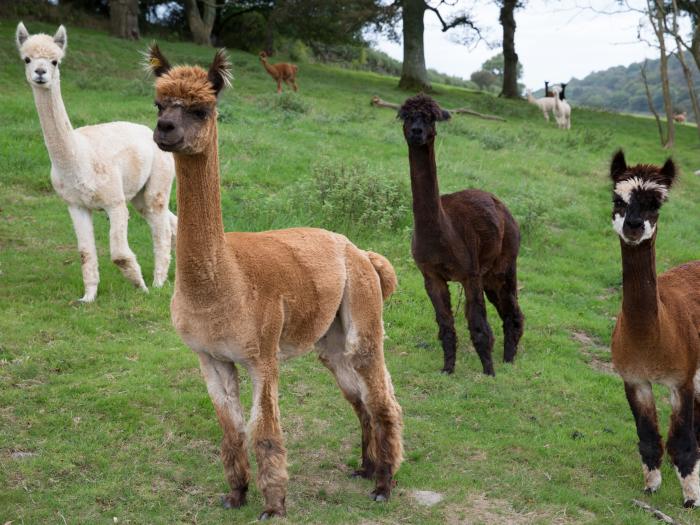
631,499,681,525
370,96,506,122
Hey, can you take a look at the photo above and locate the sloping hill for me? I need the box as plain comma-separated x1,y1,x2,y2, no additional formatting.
1,20,700,524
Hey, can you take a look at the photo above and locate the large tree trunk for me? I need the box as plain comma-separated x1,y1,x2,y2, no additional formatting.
399,0,431,92
671,0,700,140
690,23,700,72
499,0,519,98
650,0,675,148
184,0,216,46
109,0,140,40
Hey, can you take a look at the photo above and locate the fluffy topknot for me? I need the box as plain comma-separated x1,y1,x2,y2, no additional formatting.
398,94,450,122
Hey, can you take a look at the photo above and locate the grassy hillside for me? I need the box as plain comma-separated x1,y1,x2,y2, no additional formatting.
2,20,700,525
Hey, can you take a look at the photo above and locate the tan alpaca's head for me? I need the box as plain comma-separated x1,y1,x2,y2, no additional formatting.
610,149,676,246
16,22,66,89
147,44,231,155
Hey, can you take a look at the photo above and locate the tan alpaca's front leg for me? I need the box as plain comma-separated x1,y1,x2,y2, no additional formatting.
106,203,147,291
249,357,288,519
68,205,99,302
198,353,251,509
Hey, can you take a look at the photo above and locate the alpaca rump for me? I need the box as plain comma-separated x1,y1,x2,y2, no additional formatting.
16,23,177,302
147,45,402,519
398,94,524,376
609,150,700,508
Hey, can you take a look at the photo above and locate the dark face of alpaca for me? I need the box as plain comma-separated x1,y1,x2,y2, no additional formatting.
609,150,676,246
398,94,450,147
147,44,231,155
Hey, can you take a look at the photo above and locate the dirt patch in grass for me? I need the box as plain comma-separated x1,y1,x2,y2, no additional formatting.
571,331,615,375
446,493,591,524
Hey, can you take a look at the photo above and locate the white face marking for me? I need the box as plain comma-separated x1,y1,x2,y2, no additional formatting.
611,215,656,245
614,177,668,203
643,464,662,492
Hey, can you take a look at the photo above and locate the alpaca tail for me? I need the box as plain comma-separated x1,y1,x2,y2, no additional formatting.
367,251,397,301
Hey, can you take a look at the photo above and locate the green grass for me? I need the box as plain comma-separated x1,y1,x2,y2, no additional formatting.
2,20,700,524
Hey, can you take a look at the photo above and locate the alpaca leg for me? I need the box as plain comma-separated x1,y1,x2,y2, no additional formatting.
132,191,172,287
485,266,524,364
423,273,457,374
668,384,700,507
341,260,403,501
169,211,177,248
249,358,288,519
276,78,282,94
198,353,250,509
464,278,495,376
624,382,664,494
318,317,375,479
291,78,298,92
68,205,99,302
106,203,147,291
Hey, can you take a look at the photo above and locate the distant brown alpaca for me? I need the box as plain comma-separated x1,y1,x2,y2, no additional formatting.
674,111,687,123
609,150,700,508
397,94,524,376
259,51,298,93
147,45,402,519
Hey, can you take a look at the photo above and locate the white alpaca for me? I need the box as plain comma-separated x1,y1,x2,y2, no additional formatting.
552,86,571,130
526,89,555,122
16,23,177,302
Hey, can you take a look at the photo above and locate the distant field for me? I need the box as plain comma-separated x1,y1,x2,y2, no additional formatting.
2,20,700,524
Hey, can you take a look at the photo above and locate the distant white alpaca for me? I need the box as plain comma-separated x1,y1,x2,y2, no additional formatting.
552,86,571,129
16,23,177,302
526,89,555,122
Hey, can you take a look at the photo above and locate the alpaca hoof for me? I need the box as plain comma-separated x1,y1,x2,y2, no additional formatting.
370,489,389,502
220,490,247,509
137,283,149,293
483,369,495,377
153,277,167,288
644,487,657,495
441,367,454,375
259,509,285,520
684,499,697,508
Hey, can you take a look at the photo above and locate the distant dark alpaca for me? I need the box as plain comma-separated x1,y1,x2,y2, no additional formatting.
558,82,567,101
544,80,554,97
609,150,700,507
259,51,298,93
397,94,524,375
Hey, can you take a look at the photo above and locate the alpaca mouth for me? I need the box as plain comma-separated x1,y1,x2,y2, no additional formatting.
155,136,184,152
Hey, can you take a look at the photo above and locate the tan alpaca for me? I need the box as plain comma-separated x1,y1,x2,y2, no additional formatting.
16,23,177,302
146,45,402,519
259,51,298,93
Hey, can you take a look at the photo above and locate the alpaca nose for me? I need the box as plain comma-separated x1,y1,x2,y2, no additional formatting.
35,68,46,76
411,126,423,136
626,217,643,229
157,119,175,133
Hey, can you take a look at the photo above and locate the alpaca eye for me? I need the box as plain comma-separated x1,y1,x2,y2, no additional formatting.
52,60,58,66
193,109,207,120
613,198,625,207
24,57,30,64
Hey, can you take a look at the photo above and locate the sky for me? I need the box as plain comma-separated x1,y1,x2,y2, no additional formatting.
370,0,688,90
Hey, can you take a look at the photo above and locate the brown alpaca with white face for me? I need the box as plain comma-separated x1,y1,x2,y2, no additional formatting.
398,94,524,376
147,45,402,520
258,51,298,93
609,150,700,508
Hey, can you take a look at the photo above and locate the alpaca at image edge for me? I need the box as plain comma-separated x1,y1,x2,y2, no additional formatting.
397,94,524,376
147,44,402,520
609,150,700,508
16,22,177,302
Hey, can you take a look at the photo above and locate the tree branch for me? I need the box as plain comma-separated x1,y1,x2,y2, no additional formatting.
370,96,506,121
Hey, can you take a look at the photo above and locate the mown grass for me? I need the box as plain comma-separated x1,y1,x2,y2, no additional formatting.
2,20,700,525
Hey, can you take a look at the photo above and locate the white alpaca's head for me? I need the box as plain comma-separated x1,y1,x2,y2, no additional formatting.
16,22,67,89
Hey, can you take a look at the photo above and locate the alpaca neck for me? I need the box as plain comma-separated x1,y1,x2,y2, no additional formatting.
32,81,80,174
526,92,535,104
262,59,277,76
619,237,660,339
408,140,444,241
173,126,229,301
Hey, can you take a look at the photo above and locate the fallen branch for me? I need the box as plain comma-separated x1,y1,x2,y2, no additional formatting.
631,499,681,524
370,96,506,122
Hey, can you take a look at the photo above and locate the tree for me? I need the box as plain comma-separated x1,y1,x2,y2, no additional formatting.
184,0,217,45
109,0,140,40
646,0,675,148
498,0,523,98
470,69,497,91
396,0,480,91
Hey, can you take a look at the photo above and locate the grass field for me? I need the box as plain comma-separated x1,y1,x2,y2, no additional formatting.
2,20,700,524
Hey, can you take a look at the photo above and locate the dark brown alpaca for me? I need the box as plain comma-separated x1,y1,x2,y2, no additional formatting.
609,150,700,508
398,94,524,376
259,51,298,93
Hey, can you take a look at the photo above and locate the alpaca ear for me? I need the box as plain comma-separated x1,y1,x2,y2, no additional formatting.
610,149,627,182
146,43,172,77
208,49,232,96
659,157,676,187
53,25,67,50
439,109,451,121
16,22,29,49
